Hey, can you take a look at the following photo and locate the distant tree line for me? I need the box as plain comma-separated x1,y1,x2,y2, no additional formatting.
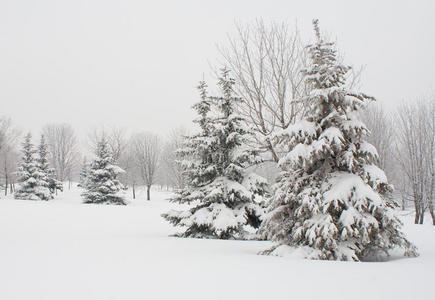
0,19,433,228
0,120,185,202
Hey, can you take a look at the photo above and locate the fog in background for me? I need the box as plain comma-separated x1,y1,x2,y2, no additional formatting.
1,0,434,137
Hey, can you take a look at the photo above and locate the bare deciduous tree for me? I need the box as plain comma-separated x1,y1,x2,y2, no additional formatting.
360,104,411,209
360,104,395,172
120,143,139,199
217,20,363,163
395,99,435,225
107,127,127,163
88,127,127,163
43,123,78,184
158,127,187,190
217,20,309,162
130,132,160,200
0,117,20,195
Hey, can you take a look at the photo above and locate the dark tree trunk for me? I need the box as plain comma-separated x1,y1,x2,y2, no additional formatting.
132,183,136,199
4,173,8,196
414,191,423,224
430,208,435,226
428,197,435,225
414,203,420,224
147,185,151,201
418,205,425,224
267,139,279,163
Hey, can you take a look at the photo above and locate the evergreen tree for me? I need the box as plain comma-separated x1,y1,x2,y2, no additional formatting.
81,136,126,205
15,133,51,200
259,20,417,261
38,135,62,197
162,69,266,239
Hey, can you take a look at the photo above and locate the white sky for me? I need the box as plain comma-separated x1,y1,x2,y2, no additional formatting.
1,0,434,139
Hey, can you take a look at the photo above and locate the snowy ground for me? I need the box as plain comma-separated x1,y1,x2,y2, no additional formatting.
0,186,433,300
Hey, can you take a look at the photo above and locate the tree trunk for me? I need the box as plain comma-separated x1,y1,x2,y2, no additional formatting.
132,183,136,199
429,167,435,225
428,194,435,226
419,213,424,224
418,202,425,224
4,173,8,196
147,185,151,201
429,208,435,226
414,197,420,224
266,139,279,163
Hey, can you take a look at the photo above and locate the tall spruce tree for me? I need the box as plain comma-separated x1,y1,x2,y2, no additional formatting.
15,133,51,200
259,20,417,261
81,136,126,205
162,69,266,239
38,135,62,197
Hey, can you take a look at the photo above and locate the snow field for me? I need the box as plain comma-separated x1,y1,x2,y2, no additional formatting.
0,186,433,300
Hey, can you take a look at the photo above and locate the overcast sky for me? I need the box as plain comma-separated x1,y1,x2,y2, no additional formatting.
1,0,434,139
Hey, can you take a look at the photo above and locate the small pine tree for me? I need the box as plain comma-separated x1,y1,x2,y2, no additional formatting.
162,69,266,239
35,135,54,200
259,20,417,261
38,134,63,197
81,136,126,205
15,133,51,200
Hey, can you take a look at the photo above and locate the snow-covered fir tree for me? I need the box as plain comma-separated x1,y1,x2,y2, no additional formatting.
162,69,266,239
15,133,52,201
38,135,63,196
81,136,126,205
259,20,417,261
